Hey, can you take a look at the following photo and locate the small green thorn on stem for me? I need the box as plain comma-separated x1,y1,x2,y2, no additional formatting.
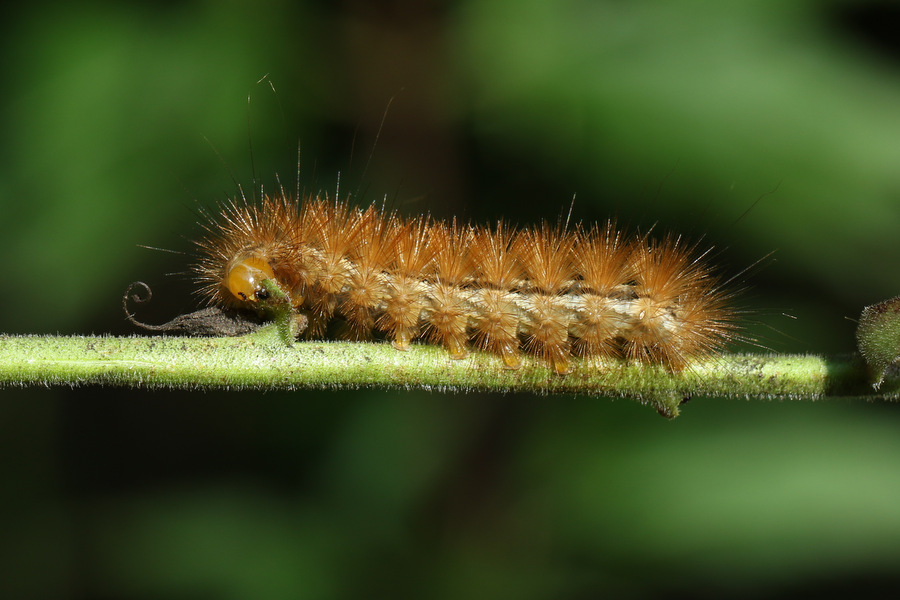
651,392,682,419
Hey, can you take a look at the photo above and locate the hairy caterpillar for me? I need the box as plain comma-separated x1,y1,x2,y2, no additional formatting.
183,192,740,374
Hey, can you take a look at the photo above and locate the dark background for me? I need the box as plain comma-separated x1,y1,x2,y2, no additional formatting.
3,1,900,598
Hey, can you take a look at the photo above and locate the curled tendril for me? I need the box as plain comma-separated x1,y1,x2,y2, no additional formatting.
122,281,167,331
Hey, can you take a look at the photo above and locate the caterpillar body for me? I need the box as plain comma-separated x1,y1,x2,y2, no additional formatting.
192,193,739,374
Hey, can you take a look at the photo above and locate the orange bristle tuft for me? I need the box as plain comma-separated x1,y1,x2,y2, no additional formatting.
301,200,364,336
514,223,577,374
515,223,576,294
469,222,522,290
570,221,635,361
340,205,397,340
467,224,524,368
378,217,435,351
423,220,474,359
625,235,729,370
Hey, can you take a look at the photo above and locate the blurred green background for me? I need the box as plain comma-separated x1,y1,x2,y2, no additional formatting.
3,0,900,598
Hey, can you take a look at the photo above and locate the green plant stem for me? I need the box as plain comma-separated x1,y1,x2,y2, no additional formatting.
0,327,891,418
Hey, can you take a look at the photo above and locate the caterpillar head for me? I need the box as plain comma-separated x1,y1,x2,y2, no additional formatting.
225,255,276,302
221,252,305,342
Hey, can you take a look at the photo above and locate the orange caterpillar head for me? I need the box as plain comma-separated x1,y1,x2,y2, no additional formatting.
224,254,276,302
